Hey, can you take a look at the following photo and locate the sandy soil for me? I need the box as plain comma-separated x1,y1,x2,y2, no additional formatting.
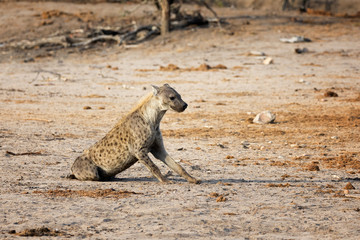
1,1,360,239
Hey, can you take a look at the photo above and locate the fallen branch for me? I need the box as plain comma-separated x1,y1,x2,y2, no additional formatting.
171,11,209,30
1,9,217,52
195,0,222,28
71,35,122,47
119,25,160,45
8,36,69,49
6,151,44,156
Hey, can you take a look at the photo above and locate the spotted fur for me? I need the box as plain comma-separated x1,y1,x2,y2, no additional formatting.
70,84,199,183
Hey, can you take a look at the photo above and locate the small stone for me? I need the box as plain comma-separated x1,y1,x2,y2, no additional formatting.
213,64,227,69
280,36,311,43
197,63,211,71
263,57,273,65
159,64,180,71
253,111,276,124
209,192,219,197
295,48,309,54
24,57,35,63
344,182,355,190
298,78,306,83
306,162,320,171
216,195,227,202
324,91,338,97
248,51,266,56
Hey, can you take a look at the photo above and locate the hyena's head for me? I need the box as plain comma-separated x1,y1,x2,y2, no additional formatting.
152,84,188,112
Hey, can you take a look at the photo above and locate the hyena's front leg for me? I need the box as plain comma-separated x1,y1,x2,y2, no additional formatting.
135,151,169,183
150,137,200,184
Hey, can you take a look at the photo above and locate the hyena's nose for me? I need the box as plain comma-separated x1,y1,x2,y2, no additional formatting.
183,103,188,111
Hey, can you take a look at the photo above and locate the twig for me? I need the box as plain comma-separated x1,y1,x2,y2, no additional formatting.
31,69,62,83
195,0,222,28
24,118,53,123
72,35,121,47
6,151,43,156
119,25,160,45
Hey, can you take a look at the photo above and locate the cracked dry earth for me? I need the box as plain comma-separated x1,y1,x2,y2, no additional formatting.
1,5,360,240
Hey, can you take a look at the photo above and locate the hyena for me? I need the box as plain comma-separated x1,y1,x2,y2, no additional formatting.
70,84,199,184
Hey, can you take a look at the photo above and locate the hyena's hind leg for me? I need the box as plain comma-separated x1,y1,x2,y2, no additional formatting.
71,156,100,181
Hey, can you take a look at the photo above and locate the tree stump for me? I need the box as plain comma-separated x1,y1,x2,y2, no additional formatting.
159,0,170,36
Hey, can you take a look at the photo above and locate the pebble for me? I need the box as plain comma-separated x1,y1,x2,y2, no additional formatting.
290,144,306,148
263,57,273,65
295,48,309,54
280,36,311,43
241,141,250,148
249,51,266,56
344,182,355,190
253,111,276,124
324,91,338,97
299,78,306,83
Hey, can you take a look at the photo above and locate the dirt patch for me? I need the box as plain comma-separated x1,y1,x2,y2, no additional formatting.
9,227,69,237
319,153,360,170
140,63,228,72
266,183,291,187
40,9,95,23
32,189,141,199
214,92,258,97
305,162,321,171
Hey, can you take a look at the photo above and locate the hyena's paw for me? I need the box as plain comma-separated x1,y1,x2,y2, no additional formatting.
189,178,201,184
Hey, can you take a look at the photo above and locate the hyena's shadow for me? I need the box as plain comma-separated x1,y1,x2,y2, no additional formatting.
105,177,248,184
98,177,159,183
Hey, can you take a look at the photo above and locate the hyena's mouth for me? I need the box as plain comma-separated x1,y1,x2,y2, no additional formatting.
172,103,187,112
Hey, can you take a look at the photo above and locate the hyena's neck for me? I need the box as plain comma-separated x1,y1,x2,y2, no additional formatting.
141,97,167,127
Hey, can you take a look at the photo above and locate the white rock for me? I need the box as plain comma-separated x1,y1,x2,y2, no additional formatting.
249,50,266,56
253,111,276,124
263,57,273,65
280,36,311,43
298,78,306,83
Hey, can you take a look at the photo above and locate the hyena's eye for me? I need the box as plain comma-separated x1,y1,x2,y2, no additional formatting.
170,96,175,101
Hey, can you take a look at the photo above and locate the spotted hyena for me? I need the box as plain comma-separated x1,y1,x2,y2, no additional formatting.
70,84,199,184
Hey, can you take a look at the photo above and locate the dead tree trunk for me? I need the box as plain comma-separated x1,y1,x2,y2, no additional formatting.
159,0,170,35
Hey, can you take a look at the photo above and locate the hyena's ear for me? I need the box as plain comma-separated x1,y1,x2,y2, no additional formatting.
152,85,160,96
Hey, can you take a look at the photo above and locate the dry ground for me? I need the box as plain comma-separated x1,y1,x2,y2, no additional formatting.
0,1,360,239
